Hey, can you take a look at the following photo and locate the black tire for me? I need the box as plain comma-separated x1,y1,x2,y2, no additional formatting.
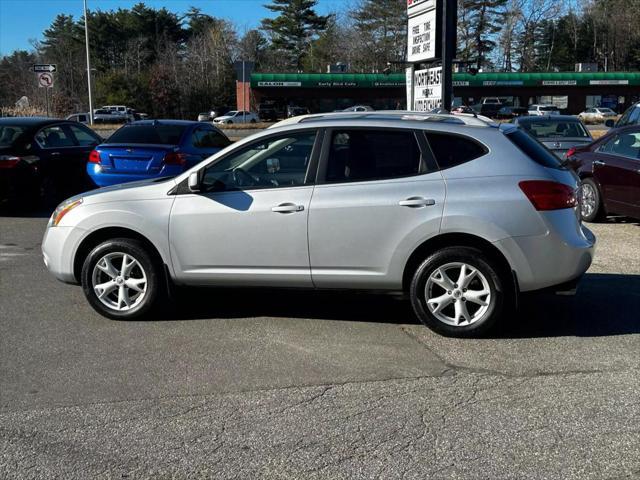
227,120,233,124
580,177,605,223
410,247,506,338
250,118,257,124
81,238,162,320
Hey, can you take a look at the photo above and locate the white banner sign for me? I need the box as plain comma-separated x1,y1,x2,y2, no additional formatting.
407,9,438,63
257,81,301,87
413,67,442,111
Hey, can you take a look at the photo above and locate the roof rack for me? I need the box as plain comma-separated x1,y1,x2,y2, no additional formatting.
269,110,495,129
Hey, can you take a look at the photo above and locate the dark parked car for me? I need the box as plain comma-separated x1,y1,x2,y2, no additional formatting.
258,102,280,121
512,115,593,158
287,106,310,118
0,117,101,208
606,102,640,129
566,125,640,222
496,106,529,120
87,120,231,187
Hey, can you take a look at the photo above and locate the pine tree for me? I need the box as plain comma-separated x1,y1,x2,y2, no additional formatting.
261,0,328,70
458,0,507,71
350,0,406,72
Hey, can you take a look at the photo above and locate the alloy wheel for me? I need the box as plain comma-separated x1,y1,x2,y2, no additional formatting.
425,262,492,327
580,182,597,219
92,252,147,311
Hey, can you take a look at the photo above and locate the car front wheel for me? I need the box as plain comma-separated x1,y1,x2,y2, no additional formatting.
81,238,161,320
410,247,505,337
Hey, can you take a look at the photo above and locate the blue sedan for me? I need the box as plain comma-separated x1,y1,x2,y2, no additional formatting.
87,120,231,187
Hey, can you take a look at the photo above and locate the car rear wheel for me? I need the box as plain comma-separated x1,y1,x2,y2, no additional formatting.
580,178,605,222
410,247,505,337
81,238,161,320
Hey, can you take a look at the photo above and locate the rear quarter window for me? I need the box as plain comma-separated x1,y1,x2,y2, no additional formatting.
506,129,564,169
425,132,487,169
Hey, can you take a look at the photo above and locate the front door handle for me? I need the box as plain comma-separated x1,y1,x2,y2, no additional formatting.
272,203,304,213
399,197,436,208
594,160,605,166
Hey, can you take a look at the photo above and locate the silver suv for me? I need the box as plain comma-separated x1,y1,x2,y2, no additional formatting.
42,112,595,337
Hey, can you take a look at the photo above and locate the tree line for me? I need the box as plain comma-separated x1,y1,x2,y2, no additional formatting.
0,0,638,119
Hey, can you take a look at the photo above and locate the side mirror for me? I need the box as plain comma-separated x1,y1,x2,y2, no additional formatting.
188,171,201,192
604,119,615,128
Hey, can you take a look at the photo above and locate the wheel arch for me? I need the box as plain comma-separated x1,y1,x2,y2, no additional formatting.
73,226,165,283
401,232,516,295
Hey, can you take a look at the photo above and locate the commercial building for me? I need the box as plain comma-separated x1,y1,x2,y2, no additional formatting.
243,72,640,115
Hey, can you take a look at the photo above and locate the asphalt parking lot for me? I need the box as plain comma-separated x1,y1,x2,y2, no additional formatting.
1,215,639,479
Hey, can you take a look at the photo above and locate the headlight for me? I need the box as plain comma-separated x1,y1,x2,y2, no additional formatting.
51,198,83,227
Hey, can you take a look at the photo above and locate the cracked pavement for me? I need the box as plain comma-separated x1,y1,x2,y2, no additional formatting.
1,216,639,479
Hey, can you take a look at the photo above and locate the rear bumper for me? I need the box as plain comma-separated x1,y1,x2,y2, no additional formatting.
494,211,596,293
87,163,181,187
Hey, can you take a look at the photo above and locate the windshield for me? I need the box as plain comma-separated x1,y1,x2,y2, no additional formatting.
599,108,615,114
105,124,187,145
519,120,590,139
224,111,237,116
540,106,560,112
0,125,27,147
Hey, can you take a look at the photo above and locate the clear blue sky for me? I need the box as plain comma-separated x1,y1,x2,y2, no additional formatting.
0,0,345,55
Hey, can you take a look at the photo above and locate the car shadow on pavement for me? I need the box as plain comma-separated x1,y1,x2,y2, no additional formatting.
161,273,639,337
501,273,640,338
164,288,419,325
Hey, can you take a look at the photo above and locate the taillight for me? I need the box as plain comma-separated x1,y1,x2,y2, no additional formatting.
566,147,577,158
0,155,21,168
163,152,187,166
88,150,101,163
519,180,577,211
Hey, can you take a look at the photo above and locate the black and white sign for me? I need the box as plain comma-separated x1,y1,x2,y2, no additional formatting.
407,9,438,63
413,67,442,111
37,72,54,88
33,64,57,73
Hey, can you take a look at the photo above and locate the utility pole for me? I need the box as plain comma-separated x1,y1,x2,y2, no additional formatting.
441,0,457,111
83,0,94,125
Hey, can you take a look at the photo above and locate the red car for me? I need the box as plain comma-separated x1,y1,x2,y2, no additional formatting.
567,125,640,222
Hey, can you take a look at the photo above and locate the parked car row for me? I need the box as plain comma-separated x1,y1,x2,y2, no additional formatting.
1,118,230,208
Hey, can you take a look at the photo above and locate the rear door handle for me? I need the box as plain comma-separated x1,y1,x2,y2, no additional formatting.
594,160,605,166
272,203,304,213
50,152,61,157
399,197,436,208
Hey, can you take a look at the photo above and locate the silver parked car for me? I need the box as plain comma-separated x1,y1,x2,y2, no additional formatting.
512,115,593,158
42,112,595,337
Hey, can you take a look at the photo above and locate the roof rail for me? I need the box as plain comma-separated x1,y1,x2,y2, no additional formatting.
268,110,495,129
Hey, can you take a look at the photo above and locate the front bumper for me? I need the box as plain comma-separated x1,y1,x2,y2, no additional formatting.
42,223,86,284
494,211,596,293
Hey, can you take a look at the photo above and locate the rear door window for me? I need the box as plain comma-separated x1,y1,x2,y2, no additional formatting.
67,124,101,146
324,129,422,183
192,128,230,148
425,132,487,169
